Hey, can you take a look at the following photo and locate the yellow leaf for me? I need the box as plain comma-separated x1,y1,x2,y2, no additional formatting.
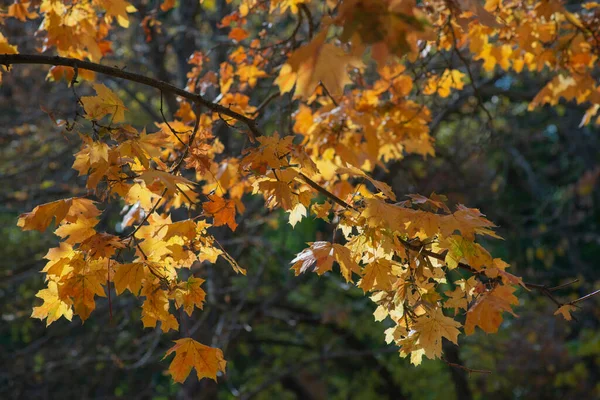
7,2,38,21
61,266,106,322
554,304,577,321
278,30,363,99
423,69,466,98
31,281,73,326
465,285,518,335
54,217,99,244
257,179,297,211
140,169,195,193
359,259,396,292
0,32,18,55
114,263,146,295
291,241,360,282
287,203,306,227
164,338,227,382
80,83,127,123
413,308,461,360
97,0,137,28
173,277,206,316
17,198,100,232
141,281,179,332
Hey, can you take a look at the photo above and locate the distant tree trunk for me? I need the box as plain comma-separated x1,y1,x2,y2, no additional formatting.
443,342,473,400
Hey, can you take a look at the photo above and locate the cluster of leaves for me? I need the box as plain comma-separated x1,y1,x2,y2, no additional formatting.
2,0,600,384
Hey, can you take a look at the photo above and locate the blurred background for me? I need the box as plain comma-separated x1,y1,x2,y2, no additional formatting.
1,1,599,399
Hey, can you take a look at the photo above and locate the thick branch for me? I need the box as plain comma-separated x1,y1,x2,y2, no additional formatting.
0,54,262,138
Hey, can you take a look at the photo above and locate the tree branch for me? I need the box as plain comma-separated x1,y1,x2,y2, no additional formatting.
0,54,262,139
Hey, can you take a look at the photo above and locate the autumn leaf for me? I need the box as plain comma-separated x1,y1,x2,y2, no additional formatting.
173,277,206,316
359,259,398,292
17,198,100,232
164,338,227,382
423,69,466,98
287,203,307,227
277,30,363,99
114,263,146,295
81,83,127,123
412,308,461,360
554,304,577,321
203,196,238,231
62,267,106,322
7,2,39,21
291,241,361,282
160,0,175,12
31,281,73,326
141,281,179,332
0,32,18,56
465,285,519,335
97,0,137,28
140,169,195,193
54,217,99,245
79,233,125,258
229,27,249,42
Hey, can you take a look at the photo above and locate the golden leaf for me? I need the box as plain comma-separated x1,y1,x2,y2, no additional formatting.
164,338,226,382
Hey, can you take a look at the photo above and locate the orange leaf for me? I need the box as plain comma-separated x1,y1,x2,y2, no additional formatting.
164,338,227,382
203,196,238,231
465,285,518,335
277,30,363,99
17,198,100,232
229,27,249,42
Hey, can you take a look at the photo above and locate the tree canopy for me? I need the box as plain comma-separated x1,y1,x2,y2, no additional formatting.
1,0,600,398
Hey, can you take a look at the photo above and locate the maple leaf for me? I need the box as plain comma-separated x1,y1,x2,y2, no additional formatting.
291,241,361,282
359,259,398,292
97,0,137,28
277,30,363,99
80,83,127,123
173,277,206,316
465,285,519,335
423,69,466,98
42,243,81,278
554,304,577,321
441,235,492,270
126,183,159,211
140,169,195,193
17,198,100,232
453,0,502,28
412,308,461,361
79,233,125,258
62,270,106,322
164,338,227,382
337,0,431,64
54,217,99,245
256,179,297,211
338,166,396,201
287,203,307,227
203,196,238,231
229,27,249,42
114,263,146,295
141,281,179,332
31,281,73,326
0,32,18,57
444,287,468,313
7,2,39,21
